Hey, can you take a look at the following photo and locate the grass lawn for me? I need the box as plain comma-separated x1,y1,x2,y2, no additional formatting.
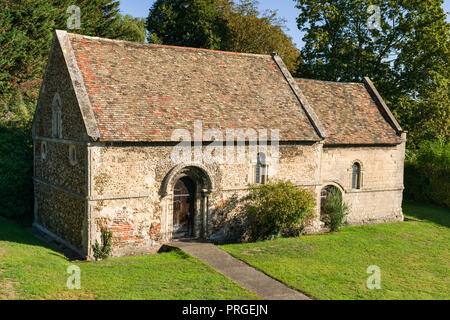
0,218,259,300
221,202,450,300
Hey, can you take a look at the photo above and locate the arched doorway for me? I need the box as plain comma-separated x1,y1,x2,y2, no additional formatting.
160,164,214,241
173,177,196,238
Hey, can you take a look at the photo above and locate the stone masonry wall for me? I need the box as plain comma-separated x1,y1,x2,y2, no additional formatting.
33,35,90,256
33,140,88,254
34,139,87,194
34,183,86,251
34,35,88,141
321,142,405,224
88,142,322,257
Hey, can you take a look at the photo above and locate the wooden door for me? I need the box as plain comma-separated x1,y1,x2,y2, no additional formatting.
173,177,195,238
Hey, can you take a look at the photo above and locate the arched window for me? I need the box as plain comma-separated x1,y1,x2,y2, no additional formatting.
41,141,48,160
69,145,77,166
52,94,62,138
352,162,361,189
255,152,267,184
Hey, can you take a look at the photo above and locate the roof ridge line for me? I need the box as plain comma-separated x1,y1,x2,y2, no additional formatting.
295,77,363,85
64,30,270,59
271,54,328,139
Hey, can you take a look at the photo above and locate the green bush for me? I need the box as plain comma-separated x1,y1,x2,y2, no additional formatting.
415,139,450,171
0,122,33,223
404,139,450,208
404,163,427,202
92,229,113,261
322,188,349,232
246,181,316,241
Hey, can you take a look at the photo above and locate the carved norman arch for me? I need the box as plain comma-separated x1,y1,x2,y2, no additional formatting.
160,164,215,241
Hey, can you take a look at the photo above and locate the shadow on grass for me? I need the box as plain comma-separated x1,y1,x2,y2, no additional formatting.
0,217,46,247
0,124,34,224
0,216,81,261
403,201,450,228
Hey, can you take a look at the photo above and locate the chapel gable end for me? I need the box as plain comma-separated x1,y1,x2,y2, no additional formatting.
32,31,89,141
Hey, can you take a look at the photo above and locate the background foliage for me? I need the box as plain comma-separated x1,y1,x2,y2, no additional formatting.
147,0,301,72
0,123,33,223
294,0,449,148
404,139,450,208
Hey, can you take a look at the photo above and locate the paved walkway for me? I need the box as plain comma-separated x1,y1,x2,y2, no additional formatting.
167,241,311,300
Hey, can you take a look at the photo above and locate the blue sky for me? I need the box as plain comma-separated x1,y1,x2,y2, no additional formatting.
119,0,450,49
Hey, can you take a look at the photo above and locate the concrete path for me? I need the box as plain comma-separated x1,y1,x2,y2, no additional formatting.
167,241,311,300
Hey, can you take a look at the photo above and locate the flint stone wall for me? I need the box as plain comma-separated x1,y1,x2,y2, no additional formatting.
87,142,321,257
34,183,86,251
33,135,405,258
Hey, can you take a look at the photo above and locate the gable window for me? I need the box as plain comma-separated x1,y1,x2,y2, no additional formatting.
69,145,77,166
352,162,361,189
52,94,62,138
255,152,267,184
41,141,48,160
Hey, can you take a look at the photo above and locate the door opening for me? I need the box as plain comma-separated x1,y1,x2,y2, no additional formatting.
172,176,196,239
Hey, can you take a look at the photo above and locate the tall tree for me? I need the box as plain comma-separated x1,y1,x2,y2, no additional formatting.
0,0,59,124
294,0,449,146
147,0,225,49
219,0,301,72
0,0,146,123
110,14,147,43
146,0,301,73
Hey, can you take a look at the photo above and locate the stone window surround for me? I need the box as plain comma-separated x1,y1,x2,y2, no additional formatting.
350,160,363,190
51,93,62,139
255,152,268,185
69,144,77,165
41,141,48,160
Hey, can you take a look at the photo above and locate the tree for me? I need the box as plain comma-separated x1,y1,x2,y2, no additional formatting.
110,14,147,43
147,0,225,49
146,0,301,73
0,0,56,102
294,0,449,147
51,0,122,38
219,0,301,73
0,0,145,121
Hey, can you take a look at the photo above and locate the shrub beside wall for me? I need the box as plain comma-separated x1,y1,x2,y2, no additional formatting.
322,188,349,232
246,181,316,241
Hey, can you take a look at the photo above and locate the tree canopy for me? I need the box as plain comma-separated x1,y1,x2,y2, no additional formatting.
146,0,301,73
0,0,146,123
294,0,449,146
147,0,224,48
219,0,301,72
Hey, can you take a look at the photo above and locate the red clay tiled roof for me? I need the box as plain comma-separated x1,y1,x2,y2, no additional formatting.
67,33,321,142
295,78,402,145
